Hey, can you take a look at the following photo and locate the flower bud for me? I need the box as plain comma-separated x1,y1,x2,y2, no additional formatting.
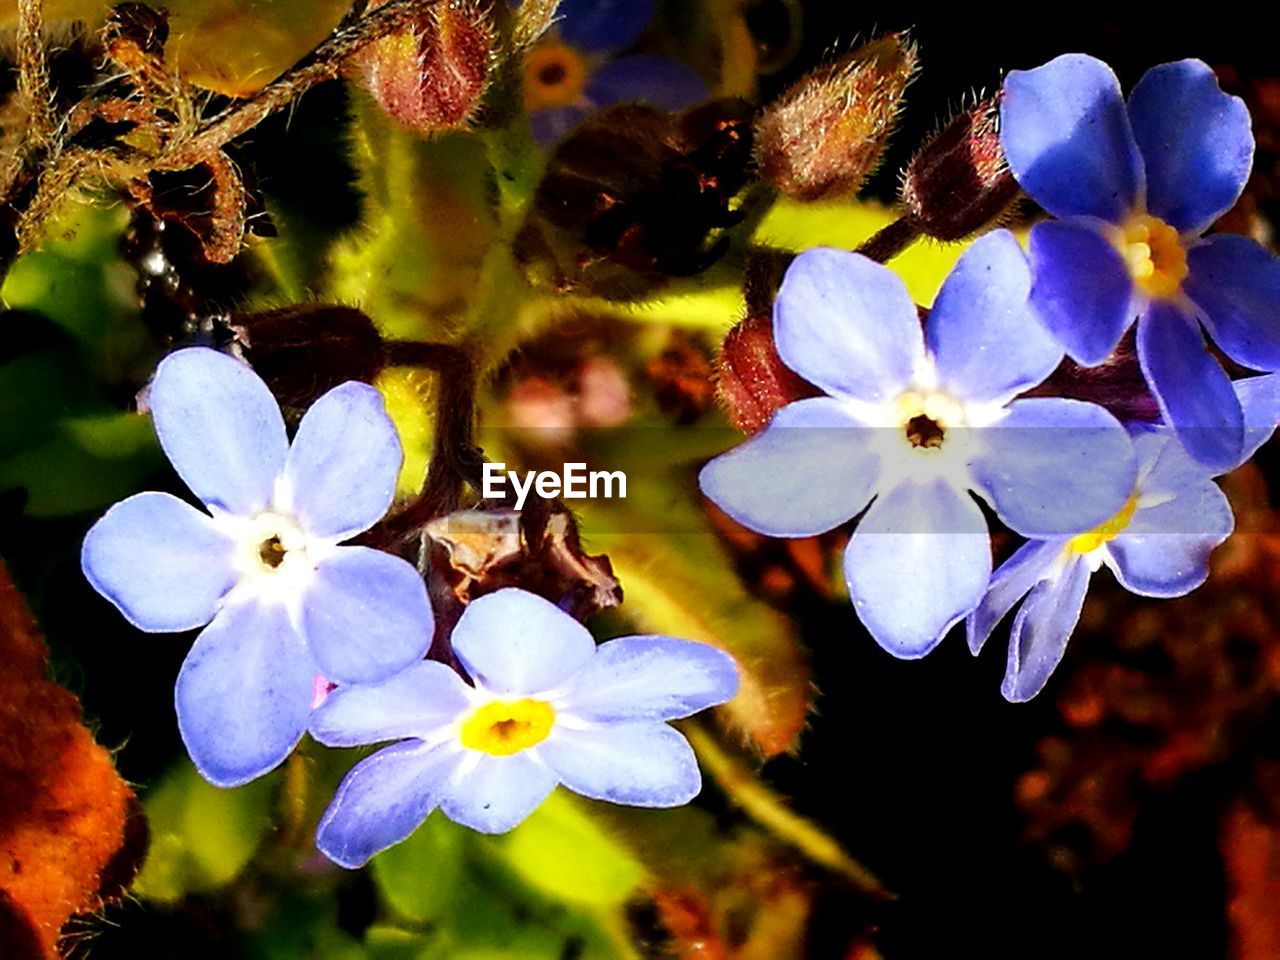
900,97,1020,241
357,0,495,133
754,33,917,202
716,313,816,433
230,305,386,408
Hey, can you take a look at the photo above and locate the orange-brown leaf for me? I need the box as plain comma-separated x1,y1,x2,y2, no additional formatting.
0,560,145,959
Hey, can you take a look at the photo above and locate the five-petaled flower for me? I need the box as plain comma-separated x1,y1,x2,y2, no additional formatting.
522,0,707,145
82,348,434,787
700,230,1138,658
1000,54,1280,472
310,587,739,868
968,374,1280,701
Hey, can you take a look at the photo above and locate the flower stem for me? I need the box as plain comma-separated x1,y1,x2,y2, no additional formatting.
854,215,921,263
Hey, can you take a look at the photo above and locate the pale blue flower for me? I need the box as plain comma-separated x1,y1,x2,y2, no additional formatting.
82,348,433,786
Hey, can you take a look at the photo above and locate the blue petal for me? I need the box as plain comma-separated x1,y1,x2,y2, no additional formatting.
1027,219,1136,365
1106,482,1233,597
698,398,880,538
175,598,314,787
82,492,237,632
966,539,1065,655
560,636,739,722
970,397,1137,537
843,479,990,658
1236,374,1280,462
440,753,560,833
301,546,433,686
999,54,1143,222
773,248,923,403
557,0,654,53
450,588,595,696
1136,301,1244,471
316,741,462,868
539,724,700,806
1002,556,1092,702
150,347,287,516
1127,60,1253,235
530,106,588,146
928,230,1062,403
283,382,403,541
309,661,472,747
1186,234,1280,372
1131,428,1211,497
586,55,707,111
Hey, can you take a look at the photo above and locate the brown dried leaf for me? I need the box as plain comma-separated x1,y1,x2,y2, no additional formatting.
427,504,623,620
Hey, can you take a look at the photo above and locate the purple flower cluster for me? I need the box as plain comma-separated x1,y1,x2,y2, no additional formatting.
82,349,738,866
700,54,1280,699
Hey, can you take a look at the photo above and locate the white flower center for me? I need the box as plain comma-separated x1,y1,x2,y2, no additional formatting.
215,492,336,606
845,359,1006,488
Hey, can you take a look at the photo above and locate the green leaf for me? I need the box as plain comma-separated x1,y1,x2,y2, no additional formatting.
371,812,471,924
330,105,498,342
497,792,645,907
2,202,144,364
133,762,278,903
753,199,970,305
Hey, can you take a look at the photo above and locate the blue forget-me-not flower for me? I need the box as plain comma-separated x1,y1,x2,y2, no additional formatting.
699,230,1138,659
82,348,434,787
1000,54,1280,472
310,587,739,868
968,374,1280,702
522,0,708,145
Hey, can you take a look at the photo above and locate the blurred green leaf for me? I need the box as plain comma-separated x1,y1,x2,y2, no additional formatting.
134,762,278,903
2,202,143,365
0,412,161,517
754,199,969,305
7,0,352,96
372,811,471,924
330,105,497,341
497,792,645,907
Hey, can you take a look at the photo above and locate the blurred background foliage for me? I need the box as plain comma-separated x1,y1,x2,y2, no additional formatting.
2,1,1280,958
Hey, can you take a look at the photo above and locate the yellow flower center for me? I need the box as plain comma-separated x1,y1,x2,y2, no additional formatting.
522,43,589,110
459,698,556,756
1117,214,1188,300
1068,492,1139,555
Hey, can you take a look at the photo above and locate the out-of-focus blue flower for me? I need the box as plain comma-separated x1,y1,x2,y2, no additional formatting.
1000,55,1280,472
698,230,1138,659
311,587,739,868
522,0,708,145
81,348,433,787
968,374,1280,702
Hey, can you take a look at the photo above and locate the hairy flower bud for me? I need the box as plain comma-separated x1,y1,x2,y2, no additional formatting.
754,33,917,202
357,0,495,133
900,97,1020,240
230,305,387,409
716,313,816,433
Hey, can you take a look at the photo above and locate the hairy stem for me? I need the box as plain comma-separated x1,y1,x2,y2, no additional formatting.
154,0,443,172
854,215,921,263
16,0,56,145
373,340,483,544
